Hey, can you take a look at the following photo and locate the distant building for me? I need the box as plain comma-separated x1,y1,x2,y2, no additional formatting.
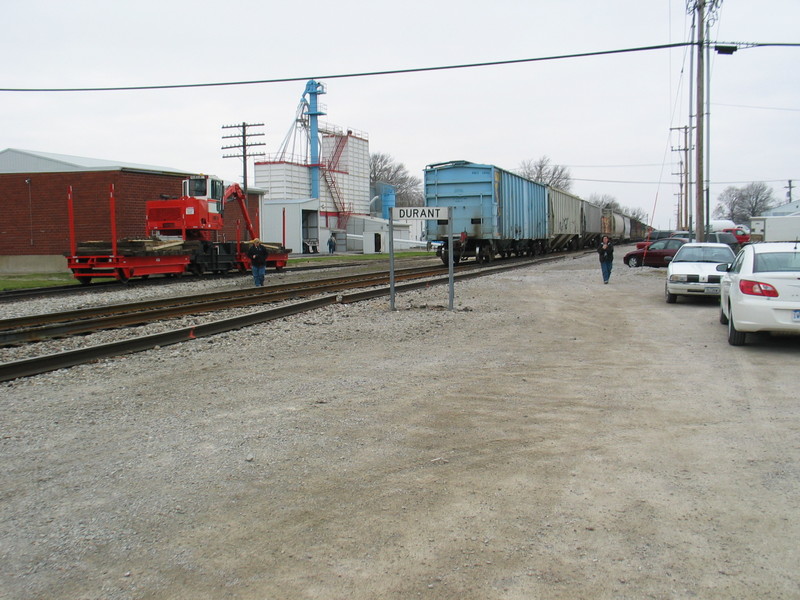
762,199,800,217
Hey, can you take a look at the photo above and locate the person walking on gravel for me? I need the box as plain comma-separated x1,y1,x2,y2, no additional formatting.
597,235,614,284
247,239,269,287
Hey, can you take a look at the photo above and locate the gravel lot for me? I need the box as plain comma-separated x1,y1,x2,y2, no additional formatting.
2,251,799,599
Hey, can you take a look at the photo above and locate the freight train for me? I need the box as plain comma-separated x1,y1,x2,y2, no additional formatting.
423,160,648,264
66,175,290,283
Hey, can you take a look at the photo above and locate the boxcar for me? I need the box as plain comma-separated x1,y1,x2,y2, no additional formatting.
629,218,648,242
601,208,627,242
548,188,582,251
424,161,548,263
582,202,603,248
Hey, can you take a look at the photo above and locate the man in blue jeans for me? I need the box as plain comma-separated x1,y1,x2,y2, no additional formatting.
246,239,269,287
597,235,614,284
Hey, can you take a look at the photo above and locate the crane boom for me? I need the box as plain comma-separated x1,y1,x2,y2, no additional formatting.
223,183,257,241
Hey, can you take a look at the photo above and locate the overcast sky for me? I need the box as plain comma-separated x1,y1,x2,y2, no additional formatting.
2,0,798,229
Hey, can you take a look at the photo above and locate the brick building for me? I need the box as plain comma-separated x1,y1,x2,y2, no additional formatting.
0,149,262,273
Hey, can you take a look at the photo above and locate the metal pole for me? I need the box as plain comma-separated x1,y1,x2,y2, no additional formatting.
447,207,454,311
705,20,711,236
695,0,705,241
241,122,248,195
110,184,118,256
67,185,76,257
688,13,695,236
389,207,396,311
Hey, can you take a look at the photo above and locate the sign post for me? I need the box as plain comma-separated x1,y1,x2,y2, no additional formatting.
389,208,396,310
447,206,454,310
389,206,454,311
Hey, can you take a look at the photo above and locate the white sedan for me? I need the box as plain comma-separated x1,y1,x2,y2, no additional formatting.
718,241,800,345
664,243,736,303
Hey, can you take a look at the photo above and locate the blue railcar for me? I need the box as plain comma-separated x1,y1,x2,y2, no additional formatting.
424,161,548,264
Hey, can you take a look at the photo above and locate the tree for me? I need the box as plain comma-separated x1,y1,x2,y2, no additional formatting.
713,182,776,223
370,152,424,207
587,193,648,223
587,193,619,209
516,156,572,191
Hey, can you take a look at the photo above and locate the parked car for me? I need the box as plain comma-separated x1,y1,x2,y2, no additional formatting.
664,243,736,303
636,229,676,249
723,227,751,244
704,231,741,253
624,237,688,268
718,241,800,345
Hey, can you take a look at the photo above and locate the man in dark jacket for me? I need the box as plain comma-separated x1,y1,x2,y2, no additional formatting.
247,239,269,287
597,236,614,284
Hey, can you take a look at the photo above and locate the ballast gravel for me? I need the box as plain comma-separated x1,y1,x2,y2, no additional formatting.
2,252,799,600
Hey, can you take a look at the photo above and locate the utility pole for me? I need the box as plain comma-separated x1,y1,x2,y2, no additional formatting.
672,161,684,228
221,122,266,194
690,0,723,240
786,180,794,203
695,0,705,241
671,125,692,229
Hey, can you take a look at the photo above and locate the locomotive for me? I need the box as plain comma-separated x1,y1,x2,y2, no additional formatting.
66,175,289,283
423,160,647,265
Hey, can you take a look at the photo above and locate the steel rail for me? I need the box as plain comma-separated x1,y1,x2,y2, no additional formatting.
0,266,449,345
0,296,337,382
0,253,567,382
0,258,426,303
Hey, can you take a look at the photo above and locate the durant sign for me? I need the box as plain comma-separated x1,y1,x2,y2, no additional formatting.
396,207,447,220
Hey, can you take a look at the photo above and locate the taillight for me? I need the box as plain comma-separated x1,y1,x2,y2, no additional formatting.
739,279,779,297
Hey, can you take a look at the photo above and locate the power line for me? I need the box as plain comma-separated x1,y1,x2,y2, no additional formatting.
3,41,795,94
0,42,696,93
574,177,797,185
712,102,800,112
566,163,665,168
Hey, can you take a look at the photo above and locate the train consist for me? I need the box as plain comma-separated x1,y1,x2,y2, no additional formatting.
66,175,290,283
424,160,648,264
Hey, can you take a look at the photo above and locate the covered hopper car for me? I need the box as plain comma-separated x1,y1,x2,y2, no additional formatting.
423,160,643,265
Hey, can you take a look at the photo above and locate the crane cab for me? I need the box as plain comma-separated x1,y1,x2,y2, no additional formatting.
147,175,225,241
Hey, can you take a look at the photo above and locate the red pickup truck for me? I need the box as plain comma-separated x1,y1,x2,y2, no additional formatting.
722,227,751,244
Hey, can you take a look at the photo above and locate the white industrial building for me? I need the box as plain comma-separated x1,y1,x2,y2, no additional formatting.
253,80,414,255
254,127,376,253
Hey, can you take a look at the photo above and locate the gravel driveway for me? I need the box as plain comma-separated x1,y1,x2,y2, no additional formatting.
2,252,799,599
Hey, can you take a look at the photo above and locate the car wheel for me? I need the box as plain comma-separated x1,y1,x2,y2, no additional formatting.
719,306,729,325
628,256,640,268
665,284,677,304
727,306,746,346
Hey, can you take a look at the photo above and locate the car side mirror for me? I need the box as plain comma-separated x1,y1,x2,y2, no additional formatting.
665,256,673,263
716,263,730,272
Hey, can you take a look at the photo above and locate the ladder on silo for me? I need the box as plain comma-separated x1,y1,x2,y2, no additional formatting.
323,134,351,228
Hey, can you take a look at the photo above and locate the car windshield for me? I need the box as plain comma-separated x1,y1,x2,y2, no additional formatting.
673,247,735,263
753,251,800,273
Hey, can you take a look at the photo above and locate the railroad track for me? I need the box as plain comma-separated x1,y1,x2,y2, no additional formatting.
0,255,567,382
0,260,375,303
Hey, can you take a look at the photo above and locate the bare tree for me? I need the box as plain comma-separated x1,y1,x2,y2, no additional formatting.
587,193,647,223
587,193,619,209
627,206,649,223
370,152,423,207
516,156,572,191
713,182,776,223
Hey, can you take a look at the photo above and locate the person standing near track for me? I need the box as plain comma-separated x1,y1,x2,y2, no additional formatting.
247,239,269,287
597,235,614,284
